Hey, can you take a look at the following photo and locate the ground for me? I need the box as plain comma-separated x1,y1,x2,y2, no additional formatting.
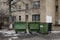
0,26,60,40
0,33,60,40
53,26,60,31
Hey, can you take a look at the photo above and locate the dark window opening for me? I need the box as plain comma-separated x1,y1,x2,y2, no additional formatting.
26,4,29,10
12,16,16,21
56,5,58,12
25,4,29,13
32,1,40,9
19,16,21,21
32,14,40,21
0,17,3,21
25,15,28,21
56,0,58,1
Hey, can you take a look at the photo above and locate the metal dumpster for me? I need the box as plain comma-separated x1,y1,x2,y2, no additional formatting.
40,23,52,34
13,22,27,33
48,23,52,33
28,22,40,33
40,23,48,34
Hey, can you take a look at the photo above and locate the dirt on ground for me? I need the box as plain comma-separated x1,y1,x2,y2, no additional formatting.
52,26,60,31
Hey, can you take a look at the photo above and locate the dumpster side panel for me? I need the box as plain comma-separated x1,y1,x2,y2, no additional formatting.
13,22,27,33
40,23,49,34
29,22,40,32
29,23,39,29
43,23,49,33
14,22,27,29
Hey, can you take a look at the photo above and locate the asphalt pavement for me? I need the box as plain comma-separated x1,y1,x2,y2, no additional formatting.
0,26,60,40
0,31,60,40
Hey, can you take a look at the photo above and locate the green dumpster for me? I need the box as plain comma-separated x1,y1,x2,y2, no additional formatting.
28,22,40,33
48,23,52,33
13,22,27,33
40,23,49,34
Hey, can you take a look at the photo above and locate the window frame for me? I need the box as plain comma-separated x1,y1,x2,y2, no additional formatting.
32,1,40,9
32,14,40,21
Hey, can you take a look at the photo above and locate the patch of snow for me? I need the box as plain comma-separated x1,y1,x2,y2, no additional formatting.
9,24,13,29
12,37,18,39
0,30,3,33
52,31,60,33
26,28,30,34
2,30,15,35
8,38,12,40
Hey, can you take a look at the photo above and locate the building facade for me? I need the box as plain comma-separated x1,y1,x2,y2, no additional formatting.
0,0,60,25
11,0,55,25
